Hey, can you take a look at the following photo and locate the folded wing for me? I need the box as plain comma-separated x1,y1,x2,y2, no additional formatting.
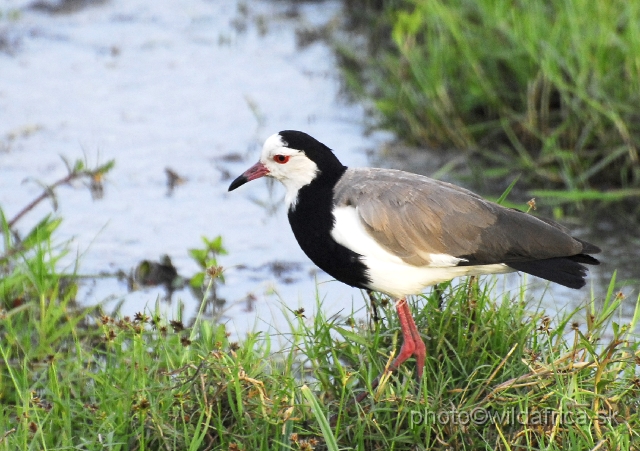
333,168,600,288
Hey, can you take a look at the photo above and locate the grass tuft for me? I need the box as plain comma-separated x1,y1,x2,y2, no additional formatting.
4,259,638,449
336,0,640,193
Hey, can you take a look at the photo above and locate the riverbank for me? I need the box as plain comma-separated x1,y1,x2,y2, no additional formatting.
1,192,638,449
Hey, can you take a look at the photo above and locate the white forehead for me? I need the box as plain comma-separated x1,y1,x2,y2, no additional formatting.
262,133,286,157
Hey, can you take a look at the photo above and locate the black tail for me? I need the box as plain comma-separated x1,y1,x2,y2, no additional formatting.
507,254,600,289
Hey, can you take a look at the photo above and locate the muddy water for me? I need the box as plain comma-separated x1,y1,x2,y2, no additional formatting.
1,0,636,339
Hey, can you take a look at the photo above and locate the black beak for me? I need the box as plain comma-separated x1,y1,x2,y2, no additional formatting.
228,174,249,192
228,161,270,192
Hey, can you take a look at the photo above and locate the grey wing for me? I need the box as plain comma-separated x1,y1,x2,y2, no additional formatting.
333,168,588,267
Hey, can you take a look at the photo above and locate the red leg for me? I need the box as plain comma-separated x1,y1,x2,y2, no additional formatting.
356,298,423,397
352,298,428,406
401,299,426,380
386,298,417,371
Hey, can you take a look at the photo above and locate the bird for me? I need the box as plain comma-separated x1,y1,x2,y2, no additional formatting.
228,130,601,396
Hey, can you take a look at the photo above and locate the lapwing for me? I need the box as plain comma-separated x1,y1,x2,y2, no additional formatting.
228,130,600,395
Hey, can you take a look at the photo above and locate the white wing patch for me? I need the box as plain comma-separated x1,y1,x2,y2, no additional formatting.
331,205,407,265
331,206,463,267
330,205,513,297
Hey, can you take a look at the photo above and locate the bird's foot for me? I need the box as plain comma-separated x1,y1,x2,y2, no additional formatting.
354,298,427,403
330,298,427,427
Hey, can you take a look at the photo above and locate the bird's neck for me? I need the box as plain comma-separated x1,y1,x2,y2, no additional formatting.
287,164,346,233
287,165,370,289
287,162,347,212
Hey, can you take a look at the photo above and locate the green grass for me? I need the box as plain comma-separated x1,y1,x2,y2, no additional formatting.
1,218,639,449
2,161,639,450
337,0,640,193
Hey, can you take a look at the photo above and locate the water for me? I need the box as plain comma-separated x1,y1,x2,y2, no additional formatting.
1,0,637,339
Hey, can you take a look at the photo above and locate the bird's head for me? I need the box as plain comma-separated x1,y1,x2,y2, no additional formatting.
228,130,345,208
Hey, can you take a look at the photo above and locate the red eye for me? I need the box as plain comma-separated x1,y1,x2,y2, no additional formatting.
274,154,290,164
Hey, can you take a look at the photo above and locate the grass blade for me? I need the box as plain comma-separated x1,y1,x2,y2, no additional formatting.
300,385,339,451
496,175,520,205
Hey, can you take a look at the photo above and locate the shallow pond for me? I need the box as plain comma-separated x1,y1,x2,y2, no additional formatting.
1,0,638,339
